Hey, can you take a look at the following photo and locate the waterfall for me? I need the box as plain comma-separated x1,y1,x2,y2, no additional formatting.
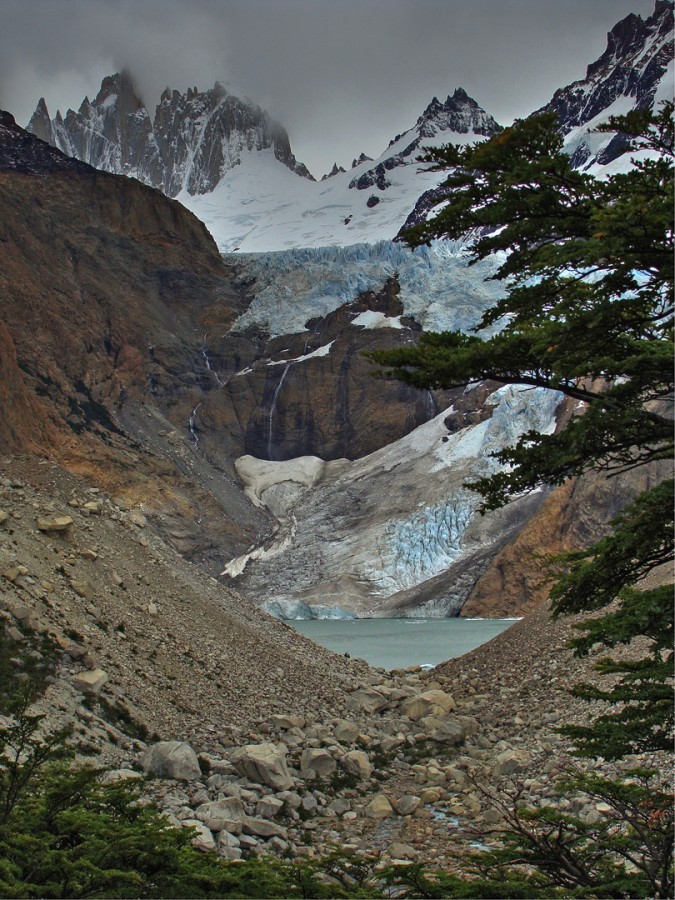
188,402,202,448
202,333,224,386
267,363,291,460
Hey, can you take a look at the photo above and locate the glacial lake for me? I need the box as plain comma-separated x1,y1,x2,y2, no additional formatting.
291,617,517,671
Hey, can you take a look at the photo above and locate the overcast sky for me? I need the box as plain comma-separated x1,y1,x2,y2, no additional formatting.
0,0,659,177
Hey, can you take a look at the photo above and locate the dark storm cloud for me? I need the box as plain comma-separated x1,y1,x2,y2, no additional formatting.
0,0,658,177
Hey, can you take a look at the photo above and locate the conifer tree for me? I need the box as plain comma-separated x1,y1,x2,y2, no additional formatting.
375,104,674,758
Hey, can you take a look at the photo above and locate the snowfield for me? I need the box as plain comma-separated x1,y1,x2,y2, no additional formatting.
178,119,490,253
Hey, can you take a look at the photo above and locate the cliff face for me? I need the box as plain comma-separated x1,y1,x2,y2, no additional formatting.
0,110,270,562
461,460,671,619
1,112,454,587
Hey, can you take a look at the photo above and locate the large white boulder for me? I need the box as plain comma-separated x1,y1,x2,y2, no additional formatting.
230,743,294,790
142,741,201,781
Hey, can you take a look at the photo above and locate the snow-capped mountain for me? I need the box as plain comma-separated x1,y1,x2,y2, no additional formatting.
27,70,311,197
27,76,499,251
178,88,499,252
25,2,672,251
536,0,673,172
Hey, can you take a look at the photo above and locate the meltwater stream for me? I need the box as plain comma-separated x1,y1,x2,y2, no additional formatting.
291,618,517,671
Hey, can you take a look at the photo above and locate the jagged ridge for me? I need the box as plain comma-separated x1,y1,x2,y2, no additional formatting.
536,0,673,169
27,70,313,195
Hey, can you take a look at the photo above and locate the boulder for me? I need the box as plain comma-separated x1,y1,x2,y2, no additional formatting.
195,797,244,832
71,668,108,695
128,510,147,528
345,686,389,713
394,795,421,816
401,689,454,721
99,768,143,785
182,819,216,852
328,797,351,815
36,515,73,533
142,741,202,781
339,750,372,780
493,749,531,777
364,794,394,819
300,747,336,777
256,796,284,818
268,713,305,730
428,718,466,746
216,830,241,849
241,816,288,839
333,719,360,743
388,841,418,860
230,743,294,790
277,790,302,811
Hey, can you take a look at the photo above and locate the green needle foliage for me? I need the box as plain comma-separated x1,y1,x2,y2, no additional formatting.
374,103,674,760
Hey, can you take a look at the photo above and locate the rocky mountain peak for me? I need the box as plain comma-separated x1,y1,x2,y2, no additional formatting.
589,0,672,79
536,0,673,169
416,88,501,139
26,71,314,196
351,152,373,168
26,97,51,143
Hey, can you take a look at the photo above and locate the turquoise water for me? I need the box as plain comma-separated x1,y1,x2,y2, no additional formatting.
291,617,516,671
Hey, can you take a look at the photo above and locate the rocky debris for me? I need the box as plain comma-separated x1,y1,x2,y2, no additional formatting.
0,456,367,752
0,457,668,869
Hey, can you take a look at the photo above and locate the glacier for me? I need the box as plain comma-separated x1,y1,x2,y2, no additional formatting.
227,239,505,338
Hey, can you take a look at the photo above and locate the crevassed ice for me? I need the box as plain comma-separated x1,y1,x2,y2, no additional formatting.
371,384,563,593
227,239,505,338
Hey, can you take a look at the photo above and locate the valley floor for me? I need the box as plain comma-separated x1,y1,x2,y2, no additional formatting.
0,453,670,877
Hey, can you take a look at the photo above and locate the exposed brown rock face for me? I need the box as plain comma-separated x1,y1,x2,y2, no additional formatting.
461,461,672,618
0,111,269,563
0,113,444,580
196,279,444,463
